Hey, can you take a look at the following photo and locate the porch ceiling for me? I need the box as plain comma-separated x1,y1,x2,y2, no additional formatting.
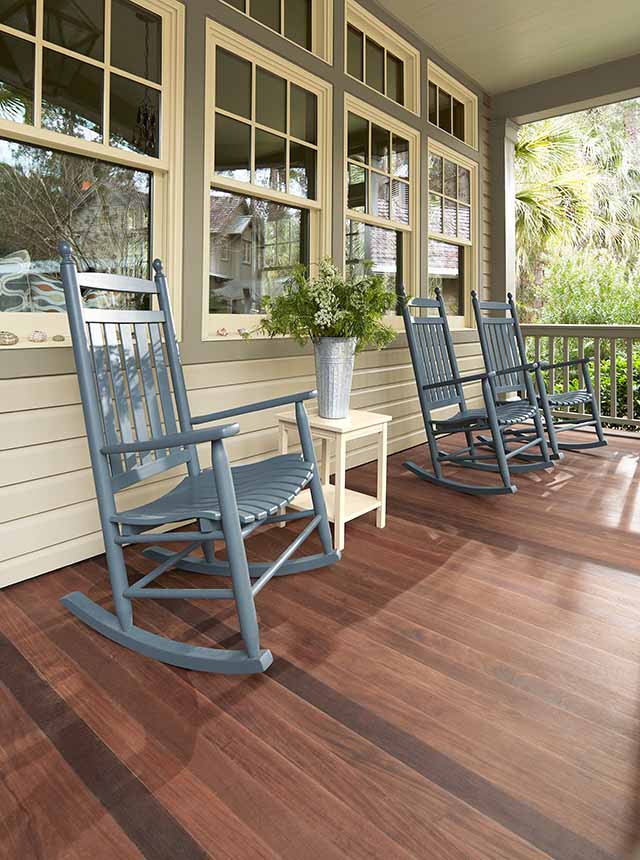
378,0,640,94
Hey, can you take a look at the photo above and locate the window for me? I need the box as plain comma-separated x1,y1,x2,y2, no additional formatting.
344,95,419,320
220,0,333,64
0,0,185,346
428,61,478,149
427,141,476,319
204,21,332,339
345,1,419,114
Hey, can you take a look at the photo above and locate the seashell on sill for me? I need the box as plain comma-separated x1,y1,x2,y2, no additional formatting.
0,330,19,345
29,329,48,343
216,327,229,337
52,334,66,342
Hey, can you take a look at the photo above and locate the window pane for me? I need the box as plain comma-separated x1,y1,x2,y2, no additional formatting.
251,0,280,32
347,163,367,212
256,67,286,133
444,159,457,197
214,114,250,182
458,166,470,203
0,0,35,33
428,81,437,125
216,48,251,120
347,112,368,163
392,179,409,224
428,193,442,233
347,25,363,80
44,0,104,61
345,219,401,300
110,73,160,157
255,129,286,192
290,84,316,144
289,141,316,198
0,32,34,124
42,50,103,142
453,98,465,141
370,172,389,219
371,124,390,172
392,135,409,178
0,136,151,313
458,203,471,240
208,189,308,315
438,89,452,133
365,38,384,93
443,196,456,235
226,0,245,7
428,239,464,315
111,0,161,84
386,53,403,104
284,0,311,50
428,153,442,192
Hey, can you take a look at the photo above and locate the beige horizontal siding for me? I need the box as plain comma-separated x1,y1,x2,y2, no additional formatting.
0,334,483,588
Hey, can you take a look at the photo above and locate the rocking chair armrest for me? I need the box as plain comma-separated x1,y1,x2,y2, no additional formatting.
191,390,318,425
540,357,589,371
494,361,540,377
423,370,495,391
101,423,240,455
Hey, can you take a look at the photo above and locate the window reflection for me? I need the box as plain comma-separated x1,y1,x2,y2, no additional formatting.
0,137,151,312
345,218,401,303
428,239,464,315
209,189,309,315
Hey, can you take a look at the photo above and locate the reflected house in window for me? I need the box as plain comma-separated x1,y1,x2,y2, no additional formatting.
209,189,308,315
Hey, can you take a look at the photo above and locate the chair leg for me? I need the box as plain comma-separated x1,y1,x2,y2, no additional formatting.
103,521,133,631
295,400,336,557
531,403,552,466
484,393,515,492
212,439,261,660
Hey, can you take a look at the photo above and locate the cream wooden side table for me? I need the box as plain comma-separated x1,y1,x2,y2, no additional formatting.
277,409,392,552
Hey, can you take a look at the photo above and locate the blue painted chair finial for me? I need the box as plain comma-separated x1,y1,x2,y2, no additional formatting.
152,258,163,274
58,239,73,259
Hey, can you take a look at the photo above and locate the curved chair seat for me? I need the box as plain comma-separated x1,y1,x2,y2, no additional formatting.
112,454,314,527
434,401,537,431
541,389,592,408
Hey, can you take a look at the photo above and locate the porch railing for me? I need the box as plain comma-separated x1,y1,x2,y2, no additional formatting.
520,324,640,430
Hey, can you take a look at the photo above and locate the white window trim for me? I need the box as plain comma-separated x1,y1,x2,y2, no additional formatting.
203,19,332,342
218,0,333,65
0,0,185,349
427,138,478,328
345,0,420,116
343,93,420,333
428,60,478,150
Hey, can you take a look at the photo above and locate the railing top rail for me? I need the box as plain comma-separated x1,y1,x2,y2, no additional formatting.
521,324,640,337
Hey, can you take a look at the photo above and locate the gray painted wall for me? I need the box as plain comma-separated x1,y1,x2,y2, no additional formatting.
1,0,490,379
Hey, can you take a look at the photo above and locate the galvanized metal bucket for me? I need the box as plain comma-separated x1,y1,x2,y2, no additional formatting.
313,337,357,419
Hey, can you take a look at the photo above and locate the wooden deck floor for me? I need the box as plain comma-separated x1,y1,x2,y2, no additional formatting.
1,435,640,860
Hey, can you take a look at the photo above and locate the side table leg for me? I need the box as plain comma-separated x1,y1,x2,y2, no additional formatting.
376,423,388,529
334,435,347,552
320,437,331,486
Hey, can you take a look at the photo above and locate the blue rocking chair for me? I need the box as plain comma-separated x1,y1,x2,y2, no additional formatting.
401,286,552,495
59,241,339,675
472,291,606,457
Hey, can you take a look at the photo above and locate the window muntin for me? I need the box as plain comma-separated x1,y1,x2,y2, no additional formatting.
0,136,151,313
221,0,313,53
208,189,309,315
0,0,163,157
346,111,410,227
428,152,471,242
214,46,318,201
347,25,404,106
427,62,478,149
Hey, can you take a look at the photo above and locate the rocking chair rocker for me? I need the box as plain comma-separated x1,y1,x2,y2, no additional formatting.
401,286,553,495
59,241,339,675
472,291,606,456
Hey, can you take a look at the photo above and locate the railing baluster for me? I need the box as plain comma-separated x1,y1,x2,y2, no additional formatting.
594,338,601,416
562,337,570,394
610,338,617,419
548,336,555,395
627,338,634,422
577,336,585,413
534,335,540,364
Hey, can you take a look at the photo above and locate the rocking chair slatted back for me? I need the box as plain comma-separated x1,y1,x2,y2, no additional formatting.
472,293,529,395
402,290,464,411
62,244,198,494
